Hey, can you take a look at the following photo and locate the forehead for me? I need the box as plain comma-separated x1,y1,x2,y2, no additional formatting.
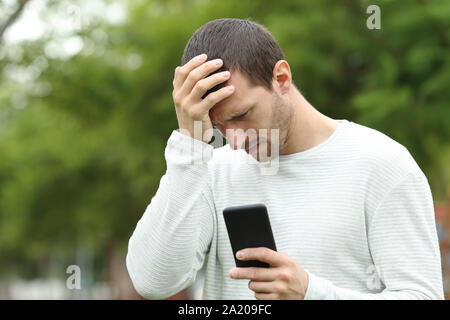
209,71,256,119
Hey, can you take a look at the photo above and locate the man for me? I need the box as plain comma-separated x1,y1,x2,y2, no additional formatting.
126,18,444,299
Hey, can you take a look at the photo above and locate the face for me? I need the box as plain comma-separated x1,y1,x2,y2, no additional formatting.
209,71,292,162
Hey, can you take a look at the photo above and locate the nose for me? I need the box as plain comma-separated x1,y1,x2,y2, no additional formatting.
225,127,247,150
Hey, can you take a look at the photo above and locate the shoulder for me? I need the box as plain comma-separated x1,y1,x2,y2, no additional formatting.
346,121,422,178
345,122,430,219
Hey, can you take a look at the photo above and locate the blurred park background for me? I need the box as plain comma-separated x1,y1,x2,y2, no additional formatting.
0,0,449,299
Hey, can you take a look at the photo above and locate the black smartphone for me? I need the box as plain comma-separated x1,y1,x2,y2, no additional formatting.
223,203,277,268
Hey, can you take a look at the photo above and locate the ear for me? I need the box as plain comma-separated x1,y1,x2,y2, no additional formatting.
272,60,292,95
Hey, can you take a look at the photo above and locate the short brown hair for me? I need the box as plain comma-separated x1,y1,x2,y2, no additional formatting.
182,18,285,98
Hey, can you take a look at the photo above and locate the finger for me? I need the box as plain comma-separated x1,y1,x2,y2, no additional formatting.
190,70,231,101
173,53,207,91
179,58,223,99
248,280,275,293
236,247,285,267
254,292,278,300
229,267,277,281
198,85,235,113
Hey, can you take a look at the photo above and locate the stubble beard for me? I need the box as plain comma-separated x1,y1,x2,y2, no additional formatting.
255,91,292,162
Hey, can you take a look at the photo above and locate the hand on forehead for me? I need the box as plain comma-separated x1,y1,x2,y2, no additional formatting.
208,71,251,125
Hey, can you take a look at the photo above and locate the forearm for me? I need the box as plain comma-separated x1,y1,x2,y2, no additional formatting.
304,271,443,300
126,130,215,299
305,171,444,300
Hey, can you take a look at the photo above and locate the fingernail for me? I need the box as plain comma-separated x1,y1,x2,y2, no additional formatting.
214,59,223,65
229,269,236,277
236,251,244,259
198,54,207,61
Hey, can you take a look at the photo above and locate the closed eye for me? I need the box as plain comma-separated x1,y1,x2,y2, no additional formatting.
213,108,251,127
232,110,249,121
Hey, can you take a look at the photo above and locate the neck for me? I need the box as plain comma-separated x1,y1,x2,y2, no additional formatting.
280,88,340,155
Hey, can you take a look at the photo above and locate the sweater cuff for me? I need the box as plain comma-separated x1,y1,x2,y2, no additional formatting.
303,270,333,300
165,129,214,165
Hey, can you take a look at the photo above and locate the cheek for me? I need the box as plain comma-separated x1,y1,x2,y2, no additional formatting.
253,104,273,128
266,111,290,144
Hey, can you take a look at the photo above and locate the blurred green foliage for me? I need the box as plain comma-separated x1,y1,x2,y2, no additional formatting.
0,0,449,280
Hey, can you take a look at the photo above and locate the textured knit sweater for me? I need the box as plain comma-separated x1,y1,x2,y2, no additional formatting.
126,119,444,299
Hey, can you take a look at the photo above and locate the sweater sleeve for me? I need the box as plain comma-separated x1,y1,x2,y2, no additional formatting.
304,171,444,300
126,130,216,299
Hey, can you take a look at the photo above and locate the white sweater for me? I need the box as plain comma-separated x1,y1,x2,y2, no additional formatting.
126,119,444,299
